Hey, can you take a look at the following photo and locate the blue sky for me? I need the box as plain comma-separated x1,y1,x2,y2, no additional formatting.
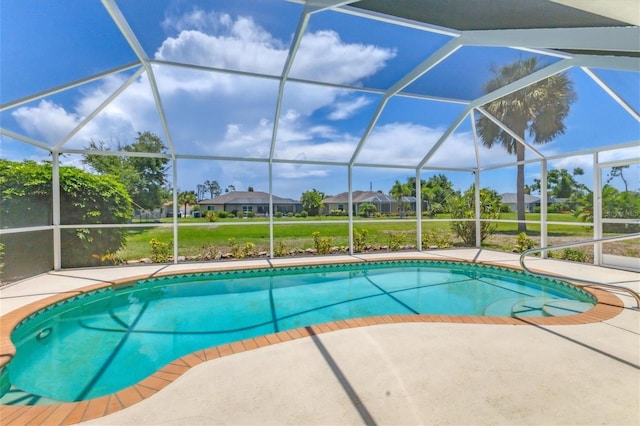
1,0,639,200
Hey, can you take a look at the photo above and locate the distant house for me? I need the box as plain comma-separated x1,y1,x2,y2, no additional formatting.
500,193,540,213
322,191,416,215
198,191,302,216
532,197,574,212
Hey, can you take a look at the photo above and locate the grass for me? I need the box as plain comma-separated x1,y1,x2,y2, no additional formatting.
116,212,599,261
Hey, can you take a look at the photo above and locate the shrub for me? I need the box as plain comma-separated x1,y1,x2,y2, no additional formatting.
287,212,294,217
389,232,407,251
275,211,283,218
92,252,123,266
514,232,536,253
274,241,288,257
558,247,587,262
228,238,242,258
422,230,451,248
358,202,377,217
449,185,501,246
149,238,171,263
299,210,308,218
200,245,220,260
247,211,255,218
0,160,132,271
243,242,255,257
205,211,218,222
312,231,333,254
353,228,368,252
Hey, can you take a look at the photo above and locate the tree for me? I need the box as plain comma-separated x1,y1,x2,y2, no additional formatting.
574,185,640,232
422,175,457,217
301,189,325,216
196,184,207,201
178,190,197,217
449,185,502,246
358,202,377,217
476,58,576,232
83,131,170,211
204,180,221,198
403,175,458,216
608,166,629,192
389,180,411,218
530,168,589,199
225,184,236,193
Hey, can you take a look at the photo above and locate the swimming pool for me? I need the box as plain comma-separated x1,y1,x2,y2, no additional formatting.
2,260,595,404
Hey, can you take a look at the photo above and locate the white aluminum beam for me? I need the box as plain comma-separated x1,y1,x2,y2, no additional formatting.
54,67,145,151
540,159,548,257
268,6,311,161
573,54,640,72
475,106,545,159
52,152,62,270
350,38,463,165
463,27,640,54
415,168,422,251
417,109,471,169
101,0,176,158
581,67,640,122
593,153,603,265
0,62,140,112
62,148,172,159
269,1,359,162
1,128,51,151
470,111,481,170
172,159,179,264
469,59,574,109
474,171,481,248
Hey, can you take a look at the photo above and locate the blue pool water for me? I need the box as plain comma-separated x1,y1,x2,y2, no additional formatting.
4,261,594,404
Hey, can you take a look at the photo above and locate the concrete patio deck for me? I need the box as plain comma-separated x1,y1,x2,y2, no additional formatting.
1,249,638,425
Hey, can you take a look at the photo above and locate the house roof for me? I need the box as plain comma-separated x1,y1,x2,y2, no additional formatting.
500,193,541,204
198,191,299,205
323,191,416,204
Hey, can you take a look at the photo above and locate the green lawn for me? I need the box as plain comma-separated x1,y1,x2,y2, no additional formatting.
117,212,594,261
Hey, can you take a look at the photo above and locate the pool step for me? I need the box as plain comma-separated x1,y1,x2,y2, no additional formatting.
483,297,594,317
542,300,594,316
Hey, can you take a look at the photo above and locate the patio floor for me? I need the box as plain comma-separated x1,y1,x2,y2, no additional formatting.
1,249,638,425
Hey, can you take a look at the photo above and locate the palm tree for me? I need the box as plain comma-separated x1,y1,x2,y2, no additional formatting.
178,190,197,217
476,57,576,232
390,180,411,218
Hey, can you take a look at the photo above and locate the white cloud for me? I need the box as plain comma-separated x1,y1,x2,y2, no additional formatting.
290,30,396,84
12,100,80,144
328,96,372,120
357,122,447,166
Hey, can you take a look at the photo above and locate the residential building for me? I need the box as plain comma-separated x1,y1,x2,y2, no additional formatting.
198,191,302,216
500,193,540,213
322,191,416,215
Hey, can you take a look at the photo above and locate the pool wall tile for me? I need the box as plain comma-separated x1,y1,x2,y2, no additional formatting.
203,347,221,360
114,387,144,407
229,341,246,353
0,405,29,425
241,338,259,351
133,384,157,399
